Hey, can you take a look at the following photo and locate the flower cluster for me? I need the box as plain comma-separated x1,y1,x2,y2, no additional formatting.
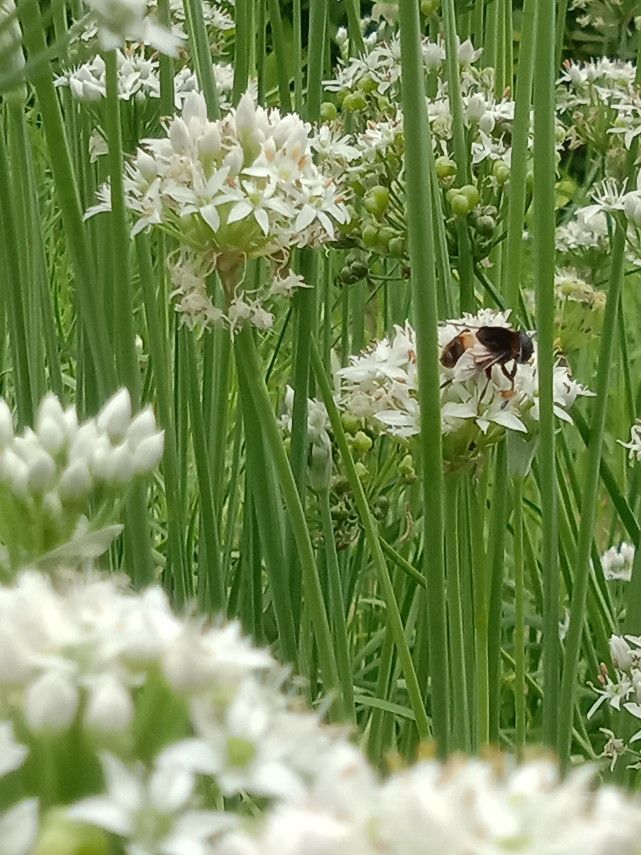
588,633,641,769
601,542,635,581
0,567,348,855
86,91,349,331
557,57,639,161
218,754,641,855
81,0,181,55
55,48,234,111
552,269,606,352
335,311,592,468
0,389,163,572
4,567,641,855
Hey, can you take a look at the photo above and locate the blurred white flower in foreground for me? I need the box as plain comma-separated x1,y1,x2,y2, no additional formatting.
82,0,181,54
217,755,641,855
0,566,640,854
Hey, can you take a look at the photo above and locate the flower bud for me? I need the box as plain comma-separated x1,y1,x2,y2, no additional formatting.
423,42,445,71
198,124,222,162
136,150,159,184
27,450,57,494
25,670,79,731
99,442,136,484
36,393,65,433
59,460,93,503
36,417,67,456
624,194,641,226
70,422,102,464
169,117,191,154
308,440,332,493
0,450,29,497
132,432,165,474
97,389,132,443
42,491,63,523
84,674,134,733
466,94,486,123
127,407,158,450
609,636,633,670
182,90,207,125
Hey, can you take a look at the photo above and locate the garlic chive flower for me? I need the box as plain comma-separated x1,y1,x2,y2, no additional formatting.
82,0,181,55
86,91,349,332
619,420,641,461
600,542,635,582
336,311,592,468
0,389,163,572
587,634,641,769
219,754,641,855
55,50,236,112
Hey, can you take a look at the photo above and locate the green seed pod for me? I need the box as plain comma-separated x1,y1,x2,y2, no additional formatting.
450,193,471,217
492,160,510,185
362,223,379,247
388,236,405,256
474,214,496,237
352,430,373,455
320,101,338,121
377,226,396,248
459,184,480,207
373,495,390,519
341,412,361,434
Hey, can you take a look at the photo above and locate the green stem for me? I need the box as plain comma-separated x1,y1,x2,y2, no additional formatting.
557,219,626,767
305,0,328,120
504,0,536,312
513,476,526,756
318,488,356,723
0,116,34,425
488,443,508,743
398,0,449,753
16,0,116,398
182,0,220,118
234,325,343,718
532,0,558,750
310,338,430,739
136,234,190,603
345,0,365,55
183,332,225,611
445,473,471,752
265,0,292,111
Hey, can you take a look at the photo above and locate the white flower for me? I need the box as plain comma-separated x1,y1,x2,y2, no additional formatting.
610,635,635,670
97,389,132,443
0,722,28,777
82,0,182,55
0,799,38,855
68,752,232,855
576,177,628,221
83,673,135,733
619,421,641,460
601,543,635,581
25,668,80,732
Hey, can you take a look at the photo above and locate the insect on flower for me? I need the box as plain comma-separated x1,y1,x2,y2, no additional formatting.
440,325,535,395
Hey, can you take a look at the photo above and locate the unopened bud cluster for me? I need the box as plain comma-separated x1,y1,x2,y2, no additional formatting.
0,389,163,569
